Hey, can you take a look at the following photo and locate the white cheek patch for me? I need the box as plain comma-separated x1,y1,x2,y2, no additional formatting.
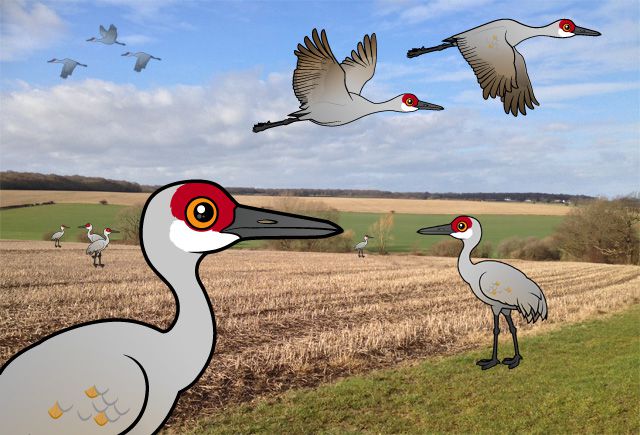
169,220,239,253
401,103,419,112
451,229,473,240
558,29,572,37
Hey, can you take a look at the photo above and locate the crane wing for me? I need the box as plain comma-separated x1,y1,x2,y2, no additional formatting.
86,240,105,255
479,264,548,323
292,28,351,109
452,27,517,100
134,56,148,72
108,24,117,36
340,33,377,95
501,48,539,116
60,62,74,79
99,25,108,37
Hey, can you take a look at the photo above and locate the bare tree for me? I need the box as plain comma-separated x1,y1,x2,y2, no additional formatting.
368,212,395,255
116,204,144,245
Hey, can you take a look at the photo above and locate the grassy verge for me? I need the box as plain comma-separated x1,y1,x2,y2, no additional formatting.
192,306,640,434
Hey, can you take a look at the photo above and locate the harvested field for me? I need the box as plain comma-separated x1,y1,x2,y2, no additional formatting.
1,241,637,431
0,190,571,215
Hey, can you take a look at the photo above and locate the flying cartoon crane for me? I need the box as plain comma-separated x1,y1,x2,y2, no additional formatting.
47,58,87,79
407,19,600,116
121,52,161,72
418,216,547,369
0,180,342,434
86,228,118,268
51,225,69,248
86,24,125,45
354,234,373,258
253,29,443,132
79,223,105,243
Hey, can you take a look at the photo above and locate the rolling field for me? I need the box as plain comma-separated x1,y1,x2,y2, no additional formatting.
1,190,571,215
1,241,638,432
0,203,563,253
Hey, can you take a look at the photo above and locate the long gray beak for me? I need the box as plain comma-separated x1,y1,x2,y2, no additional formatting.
110,230,120,234
574,26,601,36
223,205,343,240
417,224,451,236
78,225,87,229
417,100,444,111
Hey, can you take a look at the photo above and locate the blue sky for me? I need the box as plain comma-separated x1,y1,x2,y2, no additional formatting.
1,0,638,196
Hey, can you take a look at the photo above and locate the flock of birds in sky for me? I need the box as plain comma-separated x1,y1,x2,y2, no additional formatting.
48,24,161,78
51,222,118,267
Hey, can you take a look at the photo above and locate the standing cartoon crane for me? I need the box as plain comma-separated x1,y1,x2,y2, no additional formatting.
0,180,342,434
253,29,443,132
47,58,87,79
86,228,118,268
121,52,161,72
354,234,373,258
78,223,105,243
86,24,125,45
417,216,547,369
51,225,70,248
407,19,600,116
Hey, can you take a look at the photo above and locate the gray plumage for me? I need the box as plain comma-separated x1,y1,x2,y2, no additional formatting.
408,19,600,116
87,24,125,45
418,216,547,369
121,52,161,72
51,225,69,247
79,223,105,243
253,29,443,132
86,228,117,267
354,235,373,258
47,58,87,79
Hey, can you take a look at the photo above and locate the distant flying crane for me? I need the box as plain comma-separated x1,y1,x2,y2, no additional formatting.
121,52,161,72
407,19,601,116
418,216,547,369
354,234,373,258
87,24,125,45
0,180,342,434
79,223,105,243
47,58,87,79
86,228,119,268
253,29,443,133
51,225,70,248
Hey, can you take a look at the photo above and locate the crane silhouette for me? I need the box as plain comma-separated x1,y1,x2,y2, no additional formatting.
87,24,125,45
47,58,87,79
0,180,342,434
51,225,69,248
418,216,547,369
86,228,118,268
354,234,373,258
407,19,600,116
121,52,161,72
79,223,105,243
253,29,443,132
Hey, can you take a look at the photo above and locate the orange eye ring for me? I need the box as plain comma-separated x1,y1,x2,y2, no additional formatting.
186,197,218,230
563,24,571,31
406,98,414,106
457,221,468,232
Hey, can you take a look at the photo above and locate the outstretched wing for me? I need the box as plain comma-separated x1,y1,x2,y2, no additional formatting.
501,48,539,116
60,62,75,79
454,26,517,100
340,33,377,95
99,25,107,37
107,24,117,37
134,55,149,72
292,28,351,109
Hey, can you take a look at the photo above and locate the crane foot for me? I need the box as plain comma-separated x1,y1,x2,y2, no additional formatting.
502,354,521,369
476,358,499,370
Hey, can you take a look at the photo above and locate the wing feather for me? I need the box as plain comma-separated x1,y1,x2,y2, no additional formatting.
340,33,377,95
501,48,539,116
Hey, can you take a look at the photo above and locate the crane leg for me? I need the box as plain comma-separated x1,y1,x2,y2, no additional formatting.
98,252,105,268
92,253,98,267
502,311,522,369
476,313,500,370
253,118,301,133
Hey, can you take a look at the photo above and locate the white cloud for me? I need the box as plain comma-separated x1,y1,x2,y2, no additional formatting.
0,0,66,61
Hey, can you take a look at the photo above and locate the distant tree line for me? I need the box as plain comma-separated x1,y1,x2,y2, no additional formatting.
0,171,155,192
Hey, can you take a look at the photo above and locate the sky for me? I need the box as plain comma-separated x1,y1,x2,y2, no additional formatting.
0,0,638,196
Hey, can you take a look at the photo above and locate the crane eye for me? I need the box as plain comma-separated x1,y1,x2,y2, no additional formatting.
406,98,414,106
457,221,468,232
563,23,571,31
185,197,218,230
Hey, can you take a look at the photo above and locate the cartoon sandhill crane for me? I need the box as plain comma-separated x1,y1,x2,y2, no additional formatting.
86,228,118,268
417,216,547,369
354,234,373,258
86,24,125,45
51,225,70,248
78,223,105,243
121,52,161,72
0,180,342,434
47,58,87,79
253,29,443,132
407,19,600,116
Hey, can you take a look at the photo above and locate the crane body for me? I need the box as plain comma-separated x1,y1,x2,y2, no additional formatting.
121,52,161,72
87,24,125,45
48,58,87,79
51,225,69,248
86,228,118,267
354,235,373,258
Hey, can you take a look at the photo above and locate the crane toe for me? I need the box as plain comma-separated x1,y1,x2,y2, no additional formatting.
476,358,500,370
502,354,521,369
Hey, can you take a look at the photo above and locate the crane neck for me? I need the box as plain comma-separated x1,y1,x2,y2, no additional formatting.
457,238,479,283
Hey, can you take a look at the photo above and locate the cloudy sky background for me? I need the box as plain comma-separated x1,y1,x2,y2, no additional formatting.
1,0,638,195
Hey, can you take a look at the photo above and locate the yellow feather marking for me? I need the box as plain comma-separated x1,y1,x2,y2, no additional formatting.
85,385,99,398
48,401,63,419
490,289,497,296
94,412,108,426
506,287,513,293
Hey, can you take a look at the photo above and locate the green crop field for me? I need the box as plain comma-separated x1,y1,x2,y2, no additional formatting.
192,306,640,434
0,204,563,253
0,204,126,241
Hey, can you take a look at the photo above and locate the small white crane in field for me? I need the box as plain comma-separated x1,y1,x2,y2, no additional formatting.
86,228,118,268
51,225,70,248
354,234,373,258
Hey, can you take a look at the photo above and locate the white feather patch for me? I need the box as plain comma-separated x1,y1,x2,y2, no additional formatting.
169,220,239,252
452,229,474,240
